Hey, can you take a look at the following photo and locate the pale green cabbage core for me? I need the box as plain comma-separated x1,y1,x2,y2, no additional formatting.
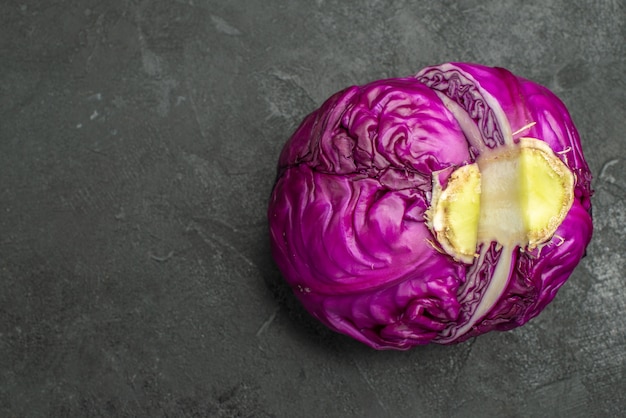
427,137,575,264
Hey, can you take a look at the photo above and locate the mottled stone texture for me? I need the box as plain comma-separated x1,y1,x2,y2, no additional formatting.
0,0,624,417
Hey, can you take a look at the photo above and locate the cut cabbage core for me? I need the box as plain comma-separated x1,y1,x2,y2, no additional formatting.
427,138,575,263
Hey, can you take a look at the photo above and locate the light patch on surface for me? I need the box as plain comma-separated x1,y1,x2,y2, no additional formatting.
585,251,624,283
182,152,214,189
532,375,590,415
211,15,242,36
599,159,620,183
604,199,626,236
141,48,164,77
135,21,179,117
154,79,178,117
139,47,178,116
256,68,317,122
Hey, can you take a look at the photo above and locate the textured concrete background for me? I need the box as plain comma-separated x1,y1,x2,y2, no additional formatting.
1,0,625,417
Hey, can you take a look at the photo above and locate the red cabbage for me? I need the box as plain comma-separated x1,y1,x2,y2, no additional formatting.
268,62,593,350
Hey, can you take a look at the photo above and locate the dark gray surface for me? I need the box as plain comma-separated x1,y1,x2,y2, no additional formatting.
1,0,625,417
